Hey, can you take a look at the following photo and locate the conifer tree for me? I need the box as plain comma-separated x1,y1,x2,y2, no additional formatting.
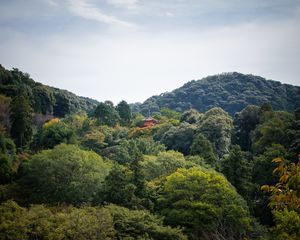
10,95,33,149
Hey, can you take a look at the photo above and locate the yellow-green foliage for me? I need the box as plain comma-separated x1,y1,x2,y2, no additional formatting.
0,200,115,240
19,144,112,205
158,167,252,239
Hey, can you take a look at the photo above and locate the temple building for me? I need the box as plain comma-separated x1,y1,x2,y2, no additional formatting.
143,117,158,128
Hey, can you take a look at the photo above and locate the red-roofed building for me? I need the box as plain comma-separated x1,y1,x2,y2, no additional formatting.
143,117,158,128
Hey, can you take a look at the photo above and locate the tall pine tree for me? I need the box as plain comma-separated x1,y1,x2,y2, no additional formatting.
10,95,33,149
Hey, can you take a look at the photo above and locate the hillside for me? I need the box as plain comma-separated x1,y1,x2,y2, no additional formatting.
0,65,98,117
133,72,300,115
1,66,300,240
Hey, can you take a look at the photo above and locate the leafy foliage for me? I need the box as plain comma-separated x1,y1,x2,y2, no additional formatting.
157,167,253,239
221,145,253,201
94,101,120,127
233,105,260,151
116,100,132,126
33,118,76,150
261,156,300,212
0,200,116,240
160,122,196,155
0,65,98,117
136,72,300,116
19,144,111,205
1,65,300,240
142,151,186,180
9,95,33,149
190,133,217,166
107,204,187,240
197,107,233,158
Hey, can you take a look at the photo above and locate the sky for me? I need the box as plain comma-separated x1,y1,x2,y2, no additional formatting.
0,0,300,103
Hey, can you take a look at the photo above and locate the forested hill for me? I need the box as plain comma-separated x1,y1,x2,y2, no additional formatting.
0,65,98,117
133,72,300,116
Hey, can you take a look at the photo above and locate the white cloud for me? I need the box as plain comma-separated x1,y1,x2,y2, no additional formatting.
1,1,300,104
106,0,139,9
44,0,59,6
1,17,299,104
68,0,136,28
164,11,174,17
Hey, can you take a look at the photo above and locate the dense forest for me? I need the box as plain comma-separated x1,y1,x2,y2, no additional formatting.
133,72,300,116
0,65,98,118
0,66,299,240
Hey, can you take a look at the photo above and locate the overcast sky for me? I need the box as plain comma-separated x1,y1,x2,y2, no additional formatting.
0,0,300,103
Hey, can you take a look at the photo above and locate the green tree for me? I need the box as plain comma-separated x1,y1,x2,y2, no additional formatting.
221,145,253,201
129,143,147,200
102,164,136,207
252,144,289,225
10,95,33,148
180,108,202,124
34,119,76,150
142,150,186,180
116,100,131,126
0,200,29,240
0,200,116,240
271,208,300,240
251,113,292,154
19,144,111,205
51,206,115,240
157,167,252,239
161,122,196,155
32,85,55,114
106,204,187,240
0,94,11,134
190,133,217,166
198,107,233,158
0,154,14,184
94,102,119,127
233,105,260,151
261,156,300,240
261,156,300,212
160,107,181,120
253,144,288,186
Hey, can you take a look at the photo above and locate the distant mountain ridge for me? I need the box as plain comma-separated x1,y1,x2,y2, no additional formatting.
133,72,300,115
0,65,99,117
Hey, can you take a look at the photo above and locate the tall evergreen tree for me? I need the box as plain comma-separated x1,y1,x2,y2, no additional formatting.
116,100,131,126
10,95,33,149
129,143,147,199
94,102,119,127
221,145,253,201
190,133,217,166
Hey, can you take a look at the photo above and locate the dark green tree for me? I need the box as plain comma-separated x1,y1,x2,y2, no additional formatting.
116,100,131,126
252,144,288,225
0,154,14,184
233,105,260,151
129,143,147,200
198,107,233,158
180,108,202,124
221,145,253,201
53,92,71,117
161,122,196,155
94,102,120,127
10,95,33,149
251,112,293,154
102,165,136,207
190,133,217,166
32,85,55,114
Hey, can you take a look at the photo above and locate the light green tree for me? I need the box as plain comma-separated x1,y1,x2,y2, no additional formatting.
157,167,252,239
19,144,111,205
